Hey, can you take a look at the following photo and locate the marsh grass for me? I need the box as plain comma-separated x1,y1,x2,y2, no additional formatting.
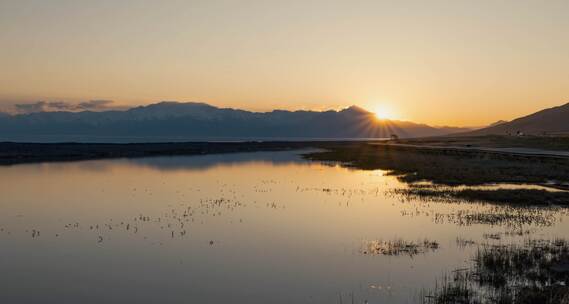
304,144,569,197
362,239,440,257
400,135,569,152
424,239,569,304
393,187,569,206
456,237,477,249
398,198,560,229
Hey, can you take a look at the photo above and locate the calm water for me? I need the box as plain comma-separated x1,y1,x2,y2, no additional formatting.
0,150,567,303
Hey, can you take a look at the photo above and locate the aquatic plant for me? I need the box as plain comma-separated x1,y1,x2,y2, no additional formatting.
423,239,569,304
392,187,569,206
361,238,440,257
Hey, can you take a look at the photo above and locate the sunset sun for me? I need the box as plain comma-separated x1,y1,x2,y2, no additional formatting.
373,104,397,120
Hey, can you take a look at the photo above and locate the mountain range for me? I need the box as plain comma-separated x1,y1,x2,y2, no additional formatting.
0,102,468,142
465,102,569,136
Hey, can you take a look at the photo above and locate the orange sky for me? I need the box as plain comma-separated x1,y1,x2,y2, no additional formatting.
1,1,568,126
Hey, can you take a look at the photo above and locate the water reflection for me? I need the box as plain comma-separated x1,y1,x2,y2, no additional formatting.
0,150,567,303
125,149,317,171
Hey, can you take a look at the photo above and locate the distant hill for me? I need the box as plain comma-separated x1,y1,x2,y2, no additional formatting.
0,102,469,142
488,120,508,127
466,102,569,136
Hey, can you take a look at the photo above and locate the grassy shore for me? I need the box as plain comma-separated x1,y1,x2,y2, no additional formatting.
304,141,569,205
397,135,569,151
304,143,569,185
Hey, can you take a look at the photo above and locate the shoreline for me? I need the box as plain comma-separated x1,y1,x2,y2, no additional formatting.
2,136,569,166
0,141,332,166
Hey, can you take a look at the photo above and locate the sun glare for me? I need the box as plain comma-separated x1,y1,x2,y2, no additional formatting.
373,104,397,120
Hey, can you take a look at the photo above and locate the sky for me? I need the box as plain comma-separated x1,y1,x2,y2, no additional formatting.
0,0,568,126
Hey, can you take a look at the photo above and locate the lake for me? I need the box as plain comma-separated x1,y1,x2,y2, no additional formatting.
0,150,567,303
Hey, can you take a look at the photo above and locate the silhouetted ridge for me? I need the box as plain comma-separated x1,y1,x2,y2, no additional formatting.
0,101,469,142
466,102,569,136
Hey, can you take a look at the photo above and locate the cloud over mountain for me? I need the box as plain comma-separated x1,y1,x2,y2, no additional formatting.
13,100,123,114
